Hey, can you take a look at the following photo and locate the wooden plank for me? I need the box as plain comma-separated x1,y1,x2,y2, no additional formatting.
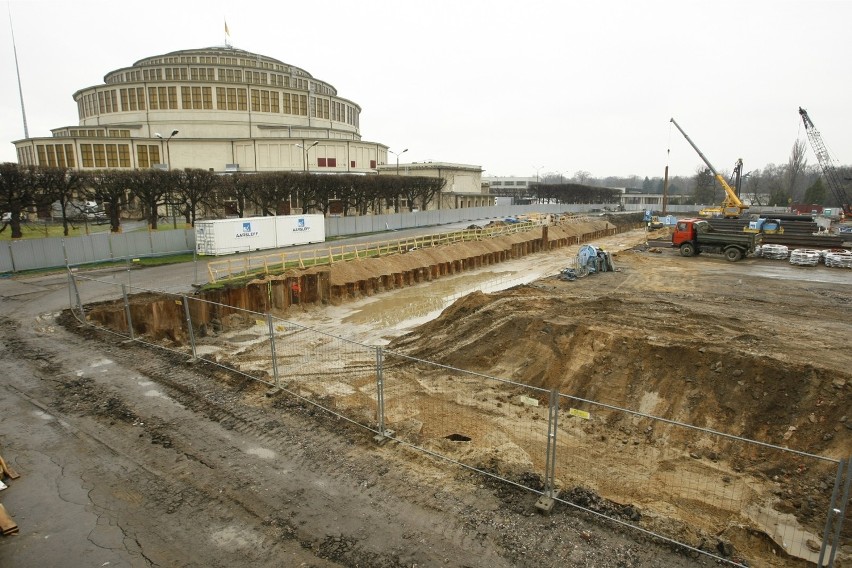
0,455,20,480
0,504,18,535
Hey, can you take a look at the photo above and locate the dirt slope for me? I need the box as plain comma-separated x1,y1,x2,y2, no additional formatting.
388,246,851,566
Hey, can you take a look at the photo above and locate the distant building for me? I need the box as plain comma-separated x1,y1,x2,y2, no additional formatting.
484,176,536,205
380,162,491,210
12,46,389,174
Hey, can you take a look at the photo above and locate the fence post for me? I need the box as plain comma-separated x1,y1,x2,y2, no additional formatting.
67,269,84,319
819,456,852,567
373,346,392,444
267,313,280,390
7,240,16,273
828,457,852,567
535,388,559,515
182,295,197,362
121,284,135,340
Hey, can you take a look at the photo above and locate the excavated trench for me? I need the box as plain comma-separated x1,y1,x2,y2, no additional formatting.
85,221,618,339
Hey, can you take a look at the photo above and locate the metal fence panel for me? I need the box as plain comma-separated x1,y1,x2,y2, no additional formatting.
148,229,193,256
65,271,848,567
125,231,156,258
382,351,552,487
0,241,12,272
181,296,271,383
352,215,373,235
268,317,379,429
64,233,112,265
8,237,64,270
108,232,133,261
551,395,839,566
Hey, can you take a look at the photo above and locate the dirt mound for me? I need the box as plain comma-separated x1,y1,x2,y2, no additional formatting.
386,246,851,565
392,288,850,455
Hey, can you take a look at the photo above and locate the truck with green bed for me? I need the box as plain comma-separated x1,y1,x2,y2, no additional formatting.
672,218,761,262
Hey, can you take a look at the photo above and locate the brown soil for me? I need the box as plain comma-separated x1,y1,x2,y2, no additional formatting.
4,220,850,568
383,243,851,567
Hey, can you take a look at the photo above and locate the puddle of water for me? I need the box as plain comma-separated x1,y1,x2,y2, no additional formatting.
342,269,540,331
745,503,821,563
209,525,264,549
747,264,852,284
143,389,168,399
245,447,276,460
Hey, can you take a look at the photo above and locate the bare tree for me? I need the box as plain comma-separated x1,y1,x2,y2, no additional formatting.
784,139,808,202
0,163,40,238
85,170,131,233
692,167,716,206
125,169,176,229
173,169,220,226
572,170,592,185
39,167,86,236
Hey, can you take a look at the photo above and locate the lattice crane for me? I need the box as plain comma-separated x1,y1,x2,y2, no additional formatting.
798,107,851,216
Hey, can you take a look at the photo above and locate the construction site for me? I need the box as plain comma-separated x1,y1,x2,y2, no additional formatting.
1,211,848,568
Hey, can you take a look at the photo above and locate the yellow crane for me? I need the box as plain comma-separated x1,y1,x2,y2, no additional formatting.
670,118,748,218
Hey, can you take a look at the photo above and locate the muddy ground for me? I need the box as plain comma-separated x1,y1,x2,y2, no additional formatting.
1,225,850,567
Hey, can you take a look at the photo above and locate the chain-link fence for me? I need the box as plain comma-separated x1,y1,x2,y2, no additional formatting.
67,270,850,567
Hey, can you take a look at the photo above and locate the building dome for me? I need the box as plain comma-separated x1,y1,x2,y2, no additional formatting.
15,46,387,174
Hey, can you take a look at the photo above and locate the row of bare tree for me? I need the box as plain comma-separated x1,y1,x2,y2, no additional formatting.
535,141,849,208
528,183,622,204
0,163,446,238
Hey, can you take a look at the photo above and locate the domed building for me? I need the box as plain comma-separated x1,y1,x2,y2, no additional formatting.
13,46,388,174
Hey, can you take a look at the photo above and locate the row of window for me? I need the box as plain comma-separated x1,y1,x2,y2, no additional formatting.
79,144,133,168
28,143,378,171
77,143,160,168
36,144,76,168
107,67,323,93
51,129,131,138
139,54,293,72
77,86,357,127
26,143,160,169
314,159,379,169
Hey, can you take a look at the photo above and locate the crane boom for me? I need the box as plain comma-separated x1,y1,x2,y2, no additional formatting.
798,107,851,216
670,118,747,217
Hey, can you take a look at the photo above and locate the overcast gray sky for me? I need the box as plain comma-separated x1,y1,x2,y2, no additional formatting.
2,0,850,181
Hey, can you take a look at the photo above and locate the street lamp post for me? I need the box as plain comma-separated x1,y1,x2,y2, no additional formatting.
155,129,179,170
388,148,408,175
296,141,319,172
533,165,544,183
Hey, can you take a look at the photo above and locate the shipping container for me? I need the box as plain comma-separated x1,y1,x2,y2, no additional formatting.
195,214,325,256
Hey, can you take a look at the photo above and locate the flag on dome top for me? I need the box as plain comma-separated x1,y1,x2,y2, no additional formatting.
224,19,231,46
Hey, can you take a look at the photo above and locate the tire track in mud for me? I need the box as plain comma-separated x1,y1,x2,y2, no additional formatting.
1,309,710,567
2,318,339,567
45,314,526,567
